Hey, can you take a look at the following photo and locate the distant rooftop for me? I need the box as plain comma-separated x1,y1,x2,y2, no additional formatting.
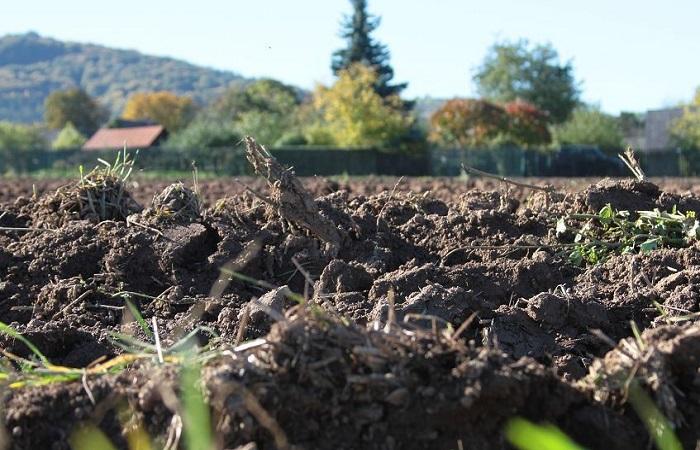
83,125,166,150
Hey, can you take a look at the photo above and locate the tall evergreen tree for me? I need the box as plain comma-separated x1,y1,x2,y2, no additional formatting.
332,0,407,100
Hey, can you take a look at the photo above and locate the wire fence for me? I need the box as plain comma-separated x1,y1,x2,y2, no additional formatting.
0,146,697,177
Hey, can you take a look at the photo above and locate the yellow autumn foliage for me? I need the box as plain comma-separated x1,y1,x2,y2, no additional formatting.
122,91,196,132
308,64,412,147
671,87,700,149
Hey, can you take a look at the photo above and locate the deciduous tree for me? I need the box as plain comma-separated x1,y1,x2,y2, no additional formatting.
670,90,700,149
474,40,579,123
552,106,624,151
208,79,301,145
428,98,508,148
44,88,106,135
308,63,412,147
502,100,551,147
212,79,299,120
122,91,196,132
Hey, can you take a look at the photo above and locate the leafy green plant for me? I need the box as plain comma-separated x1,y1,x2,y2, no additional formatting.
556,204,700,265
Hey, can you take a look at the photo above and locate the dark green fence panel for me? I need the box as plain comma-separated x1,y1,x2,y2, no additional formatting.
3,145,700,177
636,151,682,177
270,147,377,176
376,151,430,176
430,148,556,177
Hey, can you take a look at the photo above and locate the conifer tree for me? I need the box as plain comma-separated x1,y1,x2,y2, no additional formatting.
332,0,407,101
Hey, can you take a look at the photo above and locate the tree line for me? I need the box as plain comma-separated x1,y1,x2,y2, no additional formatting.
2,0,699,155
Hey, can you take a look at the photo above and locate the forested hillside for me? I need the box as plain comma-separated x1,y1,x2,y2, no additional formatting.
0,32,248,122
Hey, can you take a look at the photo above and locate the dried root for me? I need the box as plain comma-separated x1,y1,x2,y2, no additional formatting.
244,136,342,252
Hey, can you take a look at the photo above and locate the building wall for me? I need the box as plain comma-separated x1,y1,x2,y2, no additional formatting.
643,107,683,152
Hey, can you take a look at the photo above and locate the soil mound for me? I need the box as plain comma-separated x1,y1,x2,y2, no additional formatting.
30,166,142,229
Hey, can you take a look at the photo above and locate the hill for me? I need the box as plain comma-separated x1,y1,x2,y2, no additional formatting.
0,32,248,123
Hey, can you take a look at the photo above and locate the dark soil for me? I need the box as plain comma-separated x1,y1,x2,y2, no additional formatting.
1,175,700,449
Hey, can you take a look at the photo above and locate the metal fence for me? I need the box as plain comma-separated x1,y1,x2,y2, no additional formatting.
0,146,697,177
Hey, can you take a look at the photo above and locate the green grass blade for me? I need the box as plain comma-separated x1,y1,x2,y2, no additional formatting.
70,425,118,450
628,382,683,450
505,417,584,450
124,298,154,340
0,322,49,366
108,331,157,353
181,357,213,450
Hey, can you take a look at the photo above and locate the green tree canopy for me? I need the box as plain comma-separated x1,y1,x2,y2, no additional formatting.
552,106,624,151
44,88,107,136
332,0,407,101
206,79,301,146
52,122,86,149
212,79,300,121
474,40,579,123
166,119,241,149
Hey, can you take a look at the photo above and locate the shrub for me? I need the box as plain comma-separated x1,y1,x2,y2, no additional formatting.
428,98,508,148
0,122,47,151
166,120,241,149
502,100,551,148
553,106,624,151
52,122,86,149
274,131,308,146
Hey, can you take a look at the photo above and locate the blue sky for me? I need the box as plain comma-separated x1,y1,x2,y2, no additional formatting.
3,0,699,114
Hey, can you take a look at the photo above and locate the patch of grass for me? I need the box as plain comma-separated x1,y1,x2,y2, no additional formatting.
556,204,700,265
0,322,50,366
151,181,201,220
0,321,148,388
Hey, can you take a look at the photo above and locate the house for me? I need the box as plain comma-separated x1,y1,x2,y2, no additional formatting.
83,125,167,150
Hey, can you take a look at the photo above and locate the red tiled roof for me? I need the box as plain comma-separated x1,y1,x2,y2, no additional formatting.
83,125,166,150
